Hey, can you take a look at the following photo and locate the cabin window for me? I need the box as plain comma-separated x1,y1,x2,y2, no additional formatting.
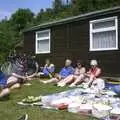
36,29,50,54
90,16,118,51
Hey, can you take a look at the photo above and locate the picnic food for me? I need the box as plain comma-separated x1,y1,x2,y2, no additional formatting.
111,108,120,115
22,96,41,103
68,103,81,113
92,103,112,118
57,103,68,110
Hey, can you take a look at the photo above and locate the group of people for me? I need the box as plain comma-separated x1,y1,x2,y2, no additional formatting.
0,54,105,99
40,59,105,90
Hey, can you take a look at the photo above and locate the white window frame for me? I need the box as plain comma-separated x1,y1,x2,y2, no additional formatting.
89,16,118,51
35,29,51,54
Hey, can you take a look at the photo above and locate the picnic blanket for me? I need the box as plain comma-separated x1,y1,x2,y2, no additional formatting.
40,88,120,119
18,84,120,119
105,82,120,95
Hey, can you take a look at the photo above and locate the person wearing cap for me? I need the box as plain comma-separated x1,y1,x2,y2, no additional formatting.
57,60,86,87
41,59,74,84
69,59,102,88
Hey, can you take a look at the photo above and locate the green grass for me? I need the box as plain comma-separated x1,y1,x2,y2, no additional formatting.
0,80,96,120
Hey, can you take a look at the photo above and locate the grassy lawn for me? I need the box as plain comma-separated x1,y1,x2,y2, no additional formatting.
0,80,97,120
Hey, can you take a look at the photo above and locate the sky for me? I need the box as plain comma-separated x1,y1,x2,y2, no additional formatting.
0,0,53,20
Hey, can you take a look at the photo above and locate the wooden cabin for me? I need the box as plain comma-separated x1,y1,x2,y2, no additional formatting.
23,6,120,76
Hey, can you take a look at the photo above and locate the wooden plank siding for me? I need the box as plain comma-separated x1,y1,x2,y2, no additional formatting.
24,11,120,76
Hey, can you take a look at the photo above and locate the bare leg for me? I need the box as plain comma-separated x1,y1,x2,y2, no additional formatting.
58,75,74,85
7,76,18,87
69,74,85,87
10,83,21,90
0,88,10,98
87,75,95,87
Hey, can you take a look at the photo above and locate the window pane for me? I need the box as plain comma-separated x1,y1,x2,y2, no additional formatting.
37,31,49,38
93,19,115,29
92,31,116,49
37,39,50,52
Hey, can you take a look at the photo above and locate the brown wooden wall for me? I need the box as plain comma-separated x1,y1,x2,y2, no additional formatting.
24,11,120,76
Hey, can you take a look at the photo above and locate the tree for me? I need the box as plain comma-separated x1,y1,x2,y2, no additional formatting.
35,8,54,24
71,0,120,16
10,8,34,32
52,0,63,14
0,20,17,62
51,0,73,19
71,0,96,15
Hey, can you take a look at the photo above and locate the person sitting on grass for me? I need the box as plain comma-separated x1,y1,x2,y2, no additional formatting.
0,53,27,98
0,71,10,98
57,60,86,87
41,59,74,84
6,54,38,90
6,55,29,90
69,60,104,89
38,59,55,78
25,55,39,79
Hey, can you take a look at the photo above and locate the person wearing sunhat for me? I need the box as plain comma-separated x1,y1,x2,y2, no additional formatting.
85,59,102,86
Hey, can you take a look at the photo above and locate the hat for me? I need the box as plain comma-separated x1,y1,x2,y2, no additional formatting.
90,60,98,66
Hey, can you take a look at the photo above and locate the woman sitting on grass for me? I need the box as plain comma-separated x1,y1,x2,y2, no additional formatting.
38,59,55,78
57,60,86,87
6,56,29,90
7,54,38,90
0,54,28,98
41,59,74,84
69,60,104,89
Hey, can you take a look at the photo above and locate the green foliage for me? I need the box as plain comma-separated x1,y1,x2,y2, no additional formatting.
0,0,120,62
35,8,54,25
52,0,63,14
0,8,34,63
71,0,120,15
0,20,16,63
10,8,34,32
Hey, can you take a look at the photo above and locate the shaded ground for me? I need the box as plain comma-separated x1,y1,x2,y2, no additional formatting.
0,80,97,120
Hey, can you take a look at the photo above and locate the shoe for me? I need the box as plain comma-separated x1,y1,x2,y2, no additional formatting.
57,83,66,87
18,114,28,120
24,83,32,86
40,80,48,84
69,84,76,88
